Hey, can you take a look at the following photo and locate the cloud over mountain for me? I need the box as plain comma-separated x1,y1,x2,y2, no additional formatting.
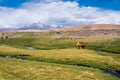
0,1,120,28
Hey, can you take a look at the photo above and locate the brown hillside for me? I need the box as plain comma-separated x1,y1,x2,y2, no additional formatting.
16,24,120,32
58,24,120,31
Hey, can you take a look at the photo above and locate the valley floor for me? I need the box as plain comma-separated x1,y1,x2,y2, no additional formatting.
0,31,120,80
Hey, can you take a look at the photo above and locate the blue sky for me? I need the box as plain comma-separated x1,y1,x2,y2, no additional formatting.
77,0,120,10
0,0,120,28
0,0,28,7
67,0,120,10
0,0,120,10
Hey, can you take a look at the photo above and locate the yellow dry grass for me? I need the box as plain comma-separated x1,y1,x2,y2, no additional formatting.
0,45,120,71
0,58,119,80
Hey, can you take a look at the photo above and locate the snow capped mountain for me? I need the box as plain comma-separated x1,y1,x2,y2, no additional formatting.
18,22,61,30
0,22,63,30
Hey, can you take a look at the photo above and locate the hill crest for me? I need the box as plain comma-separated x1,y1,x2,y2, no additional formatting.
58,24,120,31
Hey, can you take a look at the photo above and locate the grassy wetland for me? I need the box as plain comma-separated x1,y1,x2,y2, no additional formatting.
0,30,120,80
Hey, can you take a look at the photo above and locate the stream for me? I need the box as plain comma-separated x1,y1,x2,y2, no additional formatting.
0,55,120,78
96,49,119,54
26,46,35,50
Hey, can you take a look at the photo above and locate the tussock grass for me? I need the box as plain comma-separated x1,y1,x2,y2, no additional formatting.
0,32,119,53
0,58,119,80
83,37,120,53
0,32,120,79
0,45,120,72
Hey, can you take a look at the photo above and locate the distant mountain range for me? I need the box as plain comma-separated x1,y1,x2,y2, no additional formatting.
18,22,50,30
18,22,62,30
0,22,63,31
0,23,120,31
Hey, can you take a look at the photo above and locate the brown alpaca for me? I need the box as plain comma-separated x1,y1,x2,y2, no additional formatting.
76,42,85,49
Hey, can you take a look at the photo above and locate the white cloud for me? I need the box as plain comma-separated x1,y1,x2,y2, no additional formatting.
0,1,120,28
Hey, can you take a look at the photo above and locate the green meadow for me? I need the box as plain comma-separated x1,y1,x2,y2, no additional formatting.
0,31,120,80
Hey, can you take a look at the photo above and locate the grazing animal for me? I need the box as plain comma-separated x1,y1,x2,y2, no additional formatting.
76,42,86,49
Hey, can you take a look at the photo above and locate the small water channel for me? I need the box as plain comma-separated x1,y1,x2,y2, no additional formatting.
96,49,119,54
103,70,120,78
26,46,34,50
0,55,120,78
0,56,27,60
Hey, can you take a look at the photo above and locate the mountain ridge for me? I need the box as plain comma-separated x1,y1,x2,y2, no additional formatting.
0,24,120,32
18,22,54,30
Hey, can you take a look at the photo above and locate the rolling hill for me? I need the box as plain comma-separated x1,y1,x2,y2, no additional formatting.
57,24,120,31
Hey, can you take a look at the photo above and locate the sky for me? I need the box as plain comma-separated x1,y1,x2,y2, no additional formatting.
0,0,120,28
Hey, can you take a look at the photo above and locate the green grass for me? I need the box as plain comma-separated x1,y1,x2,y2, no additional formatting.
85,38,120,53
0,37,35,49
0,34,75,50
0,32,120,79
0,58,119,80
0,32,120,52
0,45,120,72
